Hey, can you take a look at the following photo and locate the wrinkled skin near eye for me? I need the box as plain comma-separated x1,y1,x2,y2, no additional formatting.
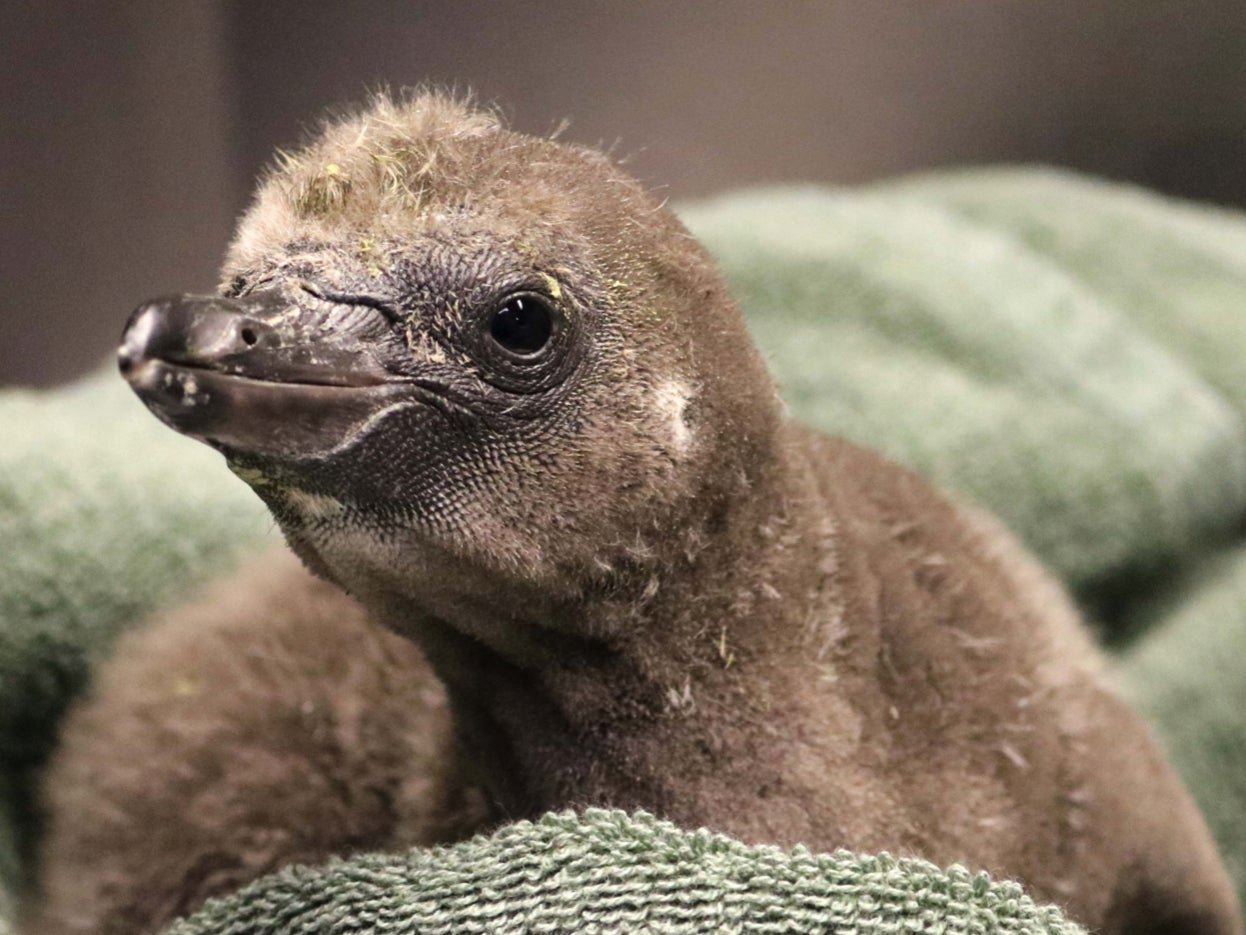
118,249,601,541
462,286,579,397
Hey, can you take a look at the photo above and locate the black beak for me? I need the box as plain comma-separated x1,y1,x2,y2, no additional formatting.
119,291,409,459
119,293,276,381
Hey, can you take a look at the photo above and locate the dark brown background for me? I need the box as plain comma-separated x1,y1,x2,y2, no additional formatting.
4,1,1245,387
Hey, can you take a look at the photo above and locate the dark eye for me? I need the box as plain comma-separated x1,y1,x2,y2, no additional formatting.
488,294,553,355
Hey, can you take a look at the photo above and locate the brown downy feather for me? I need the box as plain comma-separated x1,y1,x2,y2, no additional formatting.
26,546,487,935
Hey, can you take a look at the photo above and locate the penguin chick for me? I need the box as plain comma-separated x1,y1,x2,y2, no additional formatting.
27,546,487,935
117,92,1240,935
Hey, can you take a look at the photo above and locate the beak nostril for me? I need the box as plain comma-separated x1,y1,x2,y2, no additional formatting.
240,327,258,347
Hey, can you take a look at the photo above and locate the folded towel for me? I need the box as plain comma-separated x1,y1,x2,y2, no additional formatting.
167,810,1084,935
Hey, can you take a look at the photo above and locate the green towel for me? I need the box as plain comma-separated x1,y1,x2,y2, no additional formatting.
3,167,1245,933
683,177,1246,612
893,167,1246,416
1120,543,1246,900
169,810,1084,935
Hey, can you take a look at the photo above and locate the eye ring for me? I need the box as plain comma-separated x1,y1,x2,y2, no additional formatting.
487,293,555,356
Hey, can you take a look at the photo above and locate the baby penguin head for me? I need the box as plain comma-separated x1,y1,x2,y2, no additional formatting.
120,92,780,600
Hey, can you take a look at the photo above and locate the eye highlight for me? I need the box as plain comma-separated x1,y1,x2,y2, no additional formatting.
488,294,554,355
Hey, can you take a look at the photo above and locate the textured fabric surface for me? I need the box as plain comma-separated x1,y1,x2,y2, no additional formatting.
683,173,1246,608
3,168,1245,932
169,810,1085,935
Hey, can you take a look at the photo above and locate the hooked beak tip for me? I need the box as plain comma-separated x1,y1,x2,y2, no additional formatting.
118,302,164,378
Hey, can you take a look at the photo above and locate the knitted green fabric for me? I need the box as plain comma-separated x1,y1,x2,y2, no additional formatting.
169,810,1085,935
2,168,1245,933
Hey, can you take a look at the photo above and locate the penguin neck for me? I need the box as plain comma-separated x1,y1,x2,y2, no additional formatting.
375,423,833,821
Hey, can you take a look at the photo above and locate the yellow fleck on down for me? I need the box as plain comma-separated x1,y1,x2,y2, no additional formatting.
540,272,563,300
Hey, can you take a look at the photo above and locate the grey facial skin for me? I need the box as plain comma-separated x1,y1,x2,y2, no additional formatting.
96,91,1242,935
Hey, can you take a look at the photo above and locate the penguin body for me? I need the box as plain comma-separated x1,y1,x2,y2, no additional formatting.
39,92,1241,935
28,547,486,935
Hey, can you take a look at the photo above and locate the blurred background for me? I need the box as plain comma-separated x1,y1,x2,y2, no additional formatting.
3,0,1245,387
